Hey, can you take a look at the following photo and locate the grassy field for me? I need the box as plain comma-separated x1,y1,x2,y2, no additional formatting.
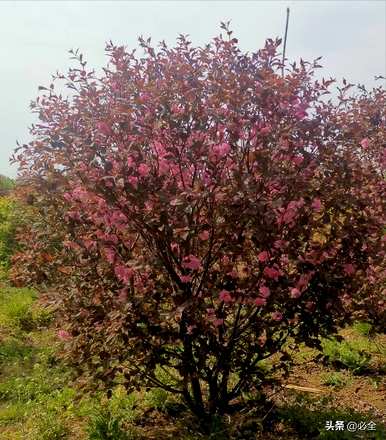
0,283,385,439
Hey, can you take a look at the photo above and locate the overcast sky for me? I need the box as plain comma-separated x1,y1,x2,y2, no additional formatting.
1,0,385,177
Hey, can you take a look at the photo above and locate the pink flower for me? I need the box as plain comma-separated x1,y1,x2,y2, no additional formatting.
343,263,355,276
158,158,170,175
219,289,233,303
258,251,269,263
213,318,224,326
138,163,150,177
295,109,307,119
260,126,271,135
311,198,322,212
128,176,138,188
360,138,369,149
182,255,202,271
199,230,210,241
296,272,314,291
221,255,230,265
57,330,71,341
259,285,271,298
213,142,231,158
263,266,280,281
104,247,116,264
254,297,267,307
271,311,283,321
290,287,301,299
127,156,134,168
114,264,134,283
180,275,192,283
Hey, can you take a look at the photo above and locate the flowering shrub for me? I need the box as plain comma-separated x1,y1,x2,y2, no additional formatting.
11,25,385,423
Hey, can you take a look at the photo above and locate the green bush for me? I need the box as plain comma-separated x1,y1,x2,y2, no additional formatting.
0,286,37,330
0,286,53,332
0,196,19,273
0,175,15,192
321,338,372,374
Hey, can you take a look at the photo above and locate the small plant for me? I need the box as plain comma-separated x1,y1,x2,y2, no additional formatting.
145,387,169,411
31,412,69,440
87,407,137,440
320,371,350,388
321,338,372,374
32,304,54,328
352,321,373,338
0,286,37,331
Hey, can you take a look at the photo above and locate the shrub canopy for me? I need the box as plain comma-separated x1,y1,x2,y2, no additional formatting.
11,27,386,420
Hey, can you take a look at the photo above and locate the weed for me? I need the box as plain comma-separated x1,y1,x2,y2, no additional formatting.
0,287,37,331
320,372,351,389
0,402,29,425
87,406,138,440
352,322,373,338
144,387,169,411
321,338,372,374
30,411,69,440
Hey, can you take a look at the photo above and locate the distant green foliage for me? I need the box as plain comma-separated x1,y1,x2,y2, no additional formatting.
0,196,20,273
0,286,55,332
0,175,15,192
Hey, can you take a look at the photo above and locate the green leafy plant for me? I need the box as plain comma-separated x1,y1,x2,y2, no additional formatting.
87,407,138,440
352,322,373,338
145,387,169,411
320,371,350,388
321,338,372,374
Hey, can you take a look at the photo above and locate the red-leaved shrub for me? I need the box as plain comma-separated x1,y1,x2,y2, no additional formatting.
11,26,385,422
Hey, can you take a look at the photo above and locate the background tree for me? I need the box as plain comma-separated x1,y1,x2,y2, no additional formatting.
11,25,386,426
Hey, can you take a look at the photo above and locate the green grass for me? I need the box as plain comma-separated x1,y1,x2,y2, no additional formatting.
320,371,351,389
0,285,385,439
277,394,386,440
